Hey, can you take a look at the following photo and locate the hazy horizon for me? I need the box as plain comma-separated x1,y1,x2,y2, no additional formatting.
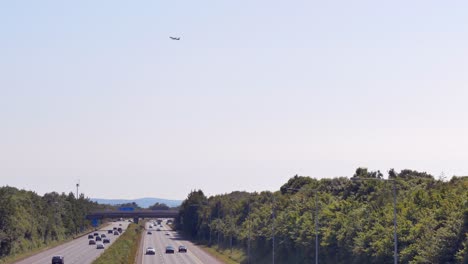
2,1,468,200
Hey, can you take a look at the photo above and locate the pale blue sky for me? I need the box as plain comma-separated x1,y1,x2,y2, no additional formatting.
1,1,467,200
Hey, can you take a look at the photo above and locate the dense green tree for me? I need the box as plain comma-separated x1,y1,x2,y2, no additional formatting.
148,202,170,210
0,187,102,259
177,169,468,263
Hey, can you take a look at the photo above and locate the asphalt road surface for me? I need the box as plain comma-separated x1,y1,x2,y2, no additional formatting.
14,220,130,264
141,220,223,264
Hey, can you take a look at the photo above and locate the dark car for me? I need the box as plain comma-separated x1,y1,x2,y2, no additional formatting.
113,227,117,230
113,231,120,235
100,234,106,238
95,236,102,241
107,230,113,234
96,243,104,249
88,234,94,239
93,232,99,236
117,227,123,233
51,255,64,264
88,239,96,245
178,245,187,253
103,238,110,244
165,246,175,254
147,231,152,235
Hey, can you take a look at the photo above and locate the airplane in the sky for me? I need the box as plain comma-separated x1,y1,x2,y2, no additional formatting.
170,37,180,40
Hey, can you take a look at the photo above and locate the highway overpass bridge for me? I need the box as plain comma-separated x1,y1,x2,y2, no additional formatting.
86,210,178,224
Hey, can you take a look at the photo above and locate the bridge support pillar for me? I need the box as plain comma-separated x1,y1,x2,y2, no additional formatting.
133,217,139,224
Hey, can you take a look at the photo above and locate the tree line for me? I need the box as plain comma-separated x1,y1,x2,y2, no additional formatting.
0,186,106,259
176,168,468,263
116,202,171,210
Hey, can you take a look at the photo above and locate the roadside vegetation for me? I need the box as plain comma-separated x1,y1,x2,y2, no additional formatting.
0,187,107,263
199,244,244,264
176,169,468,264
92,222,144,264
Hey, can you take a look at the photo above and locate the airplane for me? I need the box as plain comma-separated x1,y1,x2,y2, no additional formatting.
169,37,180,40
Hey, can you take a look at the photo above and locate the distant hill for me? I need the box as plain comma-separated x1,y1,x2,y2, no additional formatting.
91,197,182,208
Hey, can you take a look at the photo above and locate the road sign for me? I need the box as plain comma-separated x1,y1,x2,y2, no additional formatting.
92,218,99,227
119,207,135,211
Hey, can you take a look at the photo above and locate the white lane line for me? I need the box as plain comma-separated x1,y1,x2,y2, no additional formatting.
161,225,204,264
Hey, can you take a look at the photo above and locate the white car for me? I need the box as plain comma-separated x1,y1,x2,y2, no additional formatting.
146,247,156,255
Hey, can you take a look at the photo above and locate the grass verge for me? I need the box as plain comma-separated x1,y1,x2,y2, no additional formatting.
92,222,144,264
198,244,245,264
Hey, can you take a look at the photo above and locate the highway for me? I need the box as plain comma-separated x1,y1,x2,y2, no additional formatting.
14,220,130,264
141,220,223,264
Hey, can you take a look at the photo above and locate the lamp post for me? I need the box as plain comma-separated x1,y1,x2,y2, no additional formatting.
287,187,319,264
247,199,251,264
272,194,276,264
352,177,398,264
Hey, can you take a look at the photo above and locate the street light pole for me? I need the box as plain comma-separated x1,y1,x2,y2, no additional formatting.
352,177,398,264
287,187,319,264
392,180,398,264
209,214,212,246
272,195,275,264
315,189,318,264
248,200,251,264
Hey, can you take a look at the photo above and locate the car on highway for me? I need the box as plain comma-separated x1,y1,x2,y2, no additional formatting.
113,231,120,235
117,227,123,232
51,255,64,264
149,224,153,228
165,233,170,236
95,236,102,241
147,231,152,235
165,246,175,254
103,238,110,244
100,234,106,238
145,247,156,255
178,245,187,253
96,243,105,249
88,234,94,239
88,239,96,245
113,227,117,230
93,232,99,236
107,230,113,234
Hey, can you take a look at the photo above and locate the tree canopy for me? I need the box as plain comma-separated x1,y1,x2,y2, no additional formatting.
0,187,104,259
176,169,468,264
